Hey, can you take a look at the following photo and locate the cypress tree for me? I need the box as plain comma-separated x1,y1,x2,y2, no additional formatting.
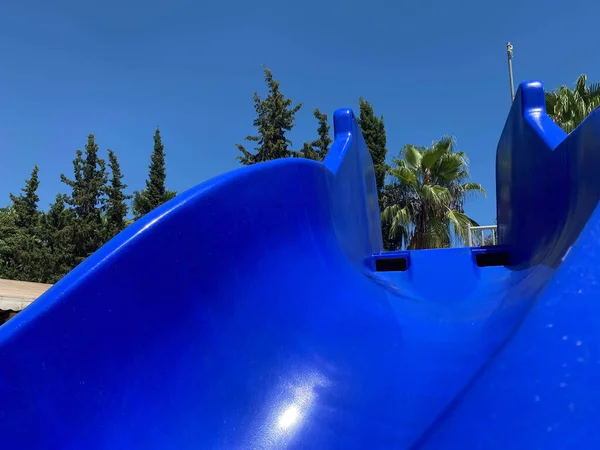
299,142,319,161
9,165,40,230
40,194,77,282
147,128,166,206
313,109,332,160
236,66,302,164
60,134,107,261
358,98,388,207
1,168,55,283
0,207,17,279
300,109,332,161
105,149,131,238
132,128,176,219
61,135,107,221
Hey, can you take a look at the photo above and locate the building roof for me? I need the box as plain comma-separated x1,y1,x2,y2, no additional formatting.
0,279,52,311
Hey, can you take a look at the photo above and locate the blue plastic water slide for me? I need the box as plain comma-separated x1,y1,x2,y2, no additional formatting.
1,80,599,449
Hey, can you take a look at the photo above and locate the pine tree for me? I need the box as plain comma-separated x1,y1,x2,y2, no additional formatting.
105,149,131,238
132,128,176,219
44,194,74,238
40,194,77,281
299,109,332,161
146,128,166,205
9,165,40,230
236,66,302,164
358,98,388,207
1,169,55,283
299,142,319,161
60,134,107,262
61,135,107,221
313,109,332,160
63,150,85,214
0,207,17,279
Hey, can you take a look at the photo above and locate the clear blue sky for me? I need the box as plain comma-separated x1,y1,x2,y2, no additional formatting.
0,0,596,225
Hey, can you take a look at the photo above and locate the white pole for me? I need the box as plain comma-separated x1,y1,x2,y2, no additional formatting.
507,42,515,102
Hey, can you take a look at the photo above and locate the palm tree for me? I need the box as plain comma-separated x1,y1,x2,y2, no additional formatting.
545,74,600,133
381,136,485,250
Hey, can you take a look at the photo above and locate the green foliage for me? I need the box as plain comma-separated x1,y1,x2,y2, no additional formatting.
381,136,485,249
0,172,55,283
0,68,497,285
299,109,332,161
9,166,40,230
40,194,77,281
60,134,108,264
61,135,107,221
105,150,132,239
546,74,600,133
380,183,405,251
236,66,303,164
133,128,176,219
358,98,388,207
0,129,158,284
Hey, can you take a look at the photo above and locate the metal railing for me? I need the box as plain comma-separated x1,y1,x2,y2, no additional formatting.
468,225,497,247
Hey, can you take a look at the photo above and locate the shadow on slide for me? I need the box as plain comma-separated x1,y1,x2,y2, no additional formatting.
1,81,600,449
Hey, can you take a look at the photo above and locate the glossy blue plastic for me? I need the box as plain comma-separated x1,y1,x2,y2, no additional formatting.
1,81,599,449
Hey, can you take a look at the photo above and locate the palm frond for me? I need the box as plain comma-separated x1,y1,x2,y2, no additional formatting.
383,134,485,249
422,145,446,169
388,165,417,187
446,209,478,244
403,145,422,169
424,218,451,249
433,135,457,153
435,153,464,181
461,182,486,196
422,184,450,206
575,74,587,98
383,204,411,246
381,203,400,224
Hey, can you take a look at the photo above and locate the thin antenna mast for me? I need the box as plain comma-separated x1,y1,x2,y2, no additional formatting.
507,42,515,102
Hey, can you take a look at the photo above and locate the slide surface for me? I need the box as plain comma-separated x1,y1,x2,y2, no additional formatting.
1,81,600,449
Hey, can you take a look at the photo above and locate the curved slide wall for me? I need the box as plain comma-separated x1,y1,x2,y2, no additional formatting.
418,81,600,448
0,83,599,449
